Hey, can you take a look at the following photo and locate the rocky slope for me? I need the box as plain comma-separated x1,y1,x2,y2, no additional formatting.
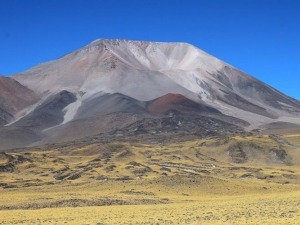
0,39,299,149
0,76,38,125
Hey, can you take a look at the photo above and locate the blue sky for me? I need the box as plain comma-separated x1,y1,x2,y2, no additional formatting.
0,0,299,100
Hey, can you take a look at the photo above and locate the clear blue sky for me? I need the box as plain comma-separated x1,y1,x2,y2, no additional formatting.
1,0,299,100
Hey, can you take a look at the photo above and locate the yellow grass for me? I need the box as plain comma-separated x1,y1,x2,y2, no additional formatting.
0,134,300,224
0,188,300,225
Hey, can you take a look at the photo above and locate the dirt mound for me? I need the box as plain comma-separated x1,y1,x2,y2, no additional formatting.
146,93,219,115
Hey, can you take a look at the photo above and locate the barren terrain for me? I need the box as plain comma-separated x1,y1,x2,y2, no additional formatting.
0,134,300,224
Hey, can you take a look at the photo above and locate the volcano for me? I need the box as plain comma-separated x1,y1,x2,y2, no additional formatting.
0,39,299,149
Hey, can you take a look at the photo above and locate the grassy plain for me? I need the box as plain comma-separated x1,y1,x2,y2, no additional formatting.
0,134,300,224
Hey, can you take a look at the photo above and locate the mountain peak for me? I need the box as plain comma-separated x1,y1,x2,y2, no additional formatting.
7,38,299,149
78,38,226,74
88,38,190,46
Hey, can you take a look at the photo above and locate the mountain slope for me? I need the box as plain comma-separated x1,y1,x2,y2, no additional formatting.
0,76,38,125
13,40,300,123
0,39,298,149
14,90,76,130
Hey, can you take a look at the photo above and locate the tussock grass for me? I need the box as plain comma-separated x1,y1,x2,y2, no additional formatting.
0,134,300,224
